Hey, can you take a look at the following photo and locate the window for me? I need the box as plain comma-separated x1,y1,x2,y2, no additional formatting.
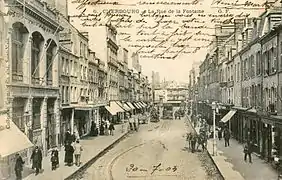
0,16,3,57
273,46,277,72
46,40,56,86
32,99,42,129
80,42,83,57
80,65,83,79
280,42,282,70
31,32,43,84
62,86,65,103
66,86,69,103
74,62,78,76
12,23,27,81
61,57,65,75
256,51,261,75
70,60,73,76
251,55,255,77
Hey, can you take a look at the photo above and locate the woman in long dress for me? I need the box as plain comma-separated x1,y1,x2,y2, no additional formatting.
64,142,74,166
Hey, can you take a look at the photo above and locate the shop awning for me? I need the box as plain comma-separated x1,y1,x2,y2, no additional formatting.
142,102,147,107
220,110,237,123
123,103,132,111
110,101,125,113
126,102,135,110
138,102,145,108
134,102,142,109
141,102,147,107
116,101,130,111
105,106,117,115
0,114,34,158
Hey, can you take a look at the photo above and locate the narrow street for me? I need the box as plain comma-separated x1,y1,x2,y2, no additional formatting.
80,119,222,180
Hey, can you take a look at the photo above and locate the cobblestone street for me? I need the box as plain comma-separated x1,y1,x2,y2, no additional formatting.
82,119,221,180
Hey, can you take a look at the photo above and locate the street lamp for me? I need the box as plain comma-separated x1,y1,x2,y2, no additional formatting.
211,101,218,156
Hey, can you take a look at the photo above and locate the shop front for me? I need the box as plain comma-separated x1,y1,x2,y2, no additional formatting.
60,107,72,146
240,109,261,154
0,112,34,179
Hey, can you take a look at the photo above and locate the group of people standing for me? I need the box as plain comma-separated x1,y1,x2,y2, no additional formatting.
217,126,231,147
185,131,208,153
98,120,115,136
14,146,43,180
64,130,83,167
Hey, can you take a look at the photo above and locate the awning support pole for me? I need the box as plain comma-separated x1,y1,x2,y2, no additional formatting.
71,109,74,134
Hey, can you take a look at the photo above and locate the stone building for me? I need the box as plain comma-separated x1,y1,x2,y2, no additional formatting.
6,0,63,155
0,0,63,178
195,6,282,166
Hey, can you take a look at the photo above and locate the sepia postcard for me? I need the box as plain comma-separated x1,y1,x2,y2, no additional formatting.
0,0,281,179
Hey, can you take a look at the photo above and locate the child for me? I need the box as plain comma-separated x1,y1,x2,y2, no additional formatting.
51,153,58,170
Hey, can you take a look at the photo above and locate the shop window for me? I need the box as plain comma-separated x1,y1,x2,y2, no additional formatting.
12,98,25,131
32,99,42,129
11,22,28,82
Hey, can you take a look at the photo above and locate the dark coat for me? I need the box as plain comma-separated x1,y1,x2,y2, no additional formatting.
223,129,230,140
51,150,59,164
109,124,115,131
31,149,42,169
15,156,25,171
65,131,72,144
244,143,253,154
64,145,74,163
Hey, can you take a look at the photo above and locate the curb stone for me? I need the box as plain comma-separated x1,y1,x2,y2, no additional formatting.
185,115,225,180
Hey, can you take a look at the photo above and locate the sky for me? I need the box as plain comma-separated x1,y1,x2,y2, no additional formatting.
67,0,267,82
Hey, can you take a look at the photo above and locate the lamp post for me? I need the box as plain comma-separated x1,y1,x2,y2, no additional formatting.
211,101,218,156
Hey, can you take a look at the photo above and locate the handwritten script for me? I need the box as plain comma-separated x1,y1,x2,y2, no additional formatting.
69,0,266,60
126,163,178,175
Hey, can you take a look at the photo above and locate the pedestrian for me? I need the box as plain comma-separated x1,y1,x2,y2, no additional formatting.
218,127,222,140
129,115,133,130
64,141,74,166
105,121,109,136
99,122,105,135
50,147,59,170
191,134,197,153
90,121,96,136
109,122,115,136
64,129,72,145
30,146,42,175
15,153,25,180
223,127,230,147
74,140,83,167
244,141,253,163
185,133,191,149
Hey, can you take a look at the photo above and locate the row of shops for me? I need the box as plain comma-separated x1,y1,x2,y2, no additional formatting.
196,101,282,168
0,100,148,179
60,101,148,146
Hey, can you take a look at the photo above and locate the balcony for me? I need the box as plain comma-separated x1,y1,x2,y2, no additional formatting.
12,73,23,82
219,81,227,87
32,76,40,85
268,103,277,115
108,57,119,68
227,80,234,87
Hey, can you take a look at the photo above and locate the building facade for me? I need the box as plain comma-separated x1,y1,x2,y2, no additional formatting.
194,6,282,167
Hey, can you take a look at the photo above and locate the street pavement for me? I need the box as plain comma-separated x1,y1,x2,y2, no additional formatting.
190,116,278,180
18,123,129,180
83,119,215,180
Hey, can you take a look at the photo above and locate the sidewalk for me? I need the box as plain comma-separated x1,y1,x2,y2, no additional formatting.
210,138,278,180
189,116,278,180
16,124,129,180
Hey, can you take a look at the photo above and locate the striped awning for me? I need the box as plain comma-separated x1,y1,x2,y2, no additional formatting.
126,102,135,110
